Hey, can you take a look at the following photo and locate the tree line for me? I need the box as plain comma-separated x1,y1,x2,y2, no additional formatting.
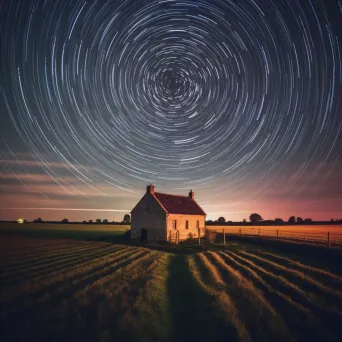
30,214,131,224
206,213,342,225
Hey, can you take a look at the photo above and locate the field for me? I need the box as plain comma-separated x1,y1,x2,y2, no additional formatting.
0,222,129,240
1,226,342,342
207,225,342,247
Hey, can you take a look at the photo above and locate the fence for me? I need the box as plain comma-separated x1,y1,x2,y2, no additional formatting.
205,226,342,248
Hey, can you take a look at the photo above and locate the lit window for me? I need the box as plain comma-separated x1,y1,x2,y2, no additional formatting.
172,220,177,229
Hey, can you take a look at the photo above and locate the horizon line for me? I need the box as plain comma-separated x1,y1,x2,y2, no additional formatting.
0,208,130,212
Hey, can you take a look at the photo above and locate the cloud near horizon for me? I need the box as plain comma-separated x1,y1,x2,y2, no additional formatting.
1,155,342,222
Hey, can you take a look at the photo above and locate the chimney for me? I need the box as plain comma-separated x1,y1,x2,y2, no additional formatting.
189,190,194,200
147,184,155,195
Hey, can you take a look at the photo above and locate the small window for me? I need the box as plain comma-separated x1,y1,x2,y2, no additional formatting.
185,220,189,229
172,220,177,229
196,220,200,229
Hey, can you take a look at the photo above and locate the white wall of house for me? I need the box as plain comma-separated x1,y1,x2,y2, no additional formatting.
131,193,167,241
166,214,205,242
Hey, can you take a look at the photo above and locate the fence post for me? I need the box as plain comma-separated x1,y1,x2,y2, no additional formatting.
277,230,279,239
327,232,330,248
239,228,242,235
223,228,226,245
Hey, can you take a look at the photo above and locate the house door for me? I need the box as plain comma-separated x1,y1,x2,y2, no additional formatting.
141,229,148,241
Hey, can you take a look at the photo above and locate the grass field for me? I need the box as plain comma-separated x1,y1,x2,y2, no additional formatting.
1,227,342,342
207,225,342,247
0,222,129,241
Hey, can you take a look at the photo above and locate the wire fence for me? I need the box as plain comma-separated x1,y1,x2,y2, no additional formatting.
205,226,342,248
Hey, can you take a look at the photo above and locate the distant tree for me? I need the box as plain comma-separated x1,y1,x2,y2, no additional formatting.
304,218,313,223
296,217,304,224
288,216,296,224
61,218,69,223
88,219,93,223
274,218,284,225
96,219,102,224
23,219,27,223
82,220,87,224
123,214,131,223
330,219,335,222
206,220,214,225
263,220,275,225
33,217,43,223
103,219,108,223
249,213,263,223
242,218,247,223
217,217,226,224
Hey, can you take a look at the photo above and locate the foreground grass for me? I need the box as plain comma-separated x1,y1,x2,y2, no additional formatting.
1,233,342,342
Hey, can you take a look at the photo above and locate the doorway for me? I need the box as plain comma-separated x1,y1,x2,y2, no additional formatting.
141,228,148,241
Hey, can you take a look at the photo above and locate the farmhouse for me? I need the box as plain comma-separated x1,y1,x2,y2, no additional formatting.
131,184,206,243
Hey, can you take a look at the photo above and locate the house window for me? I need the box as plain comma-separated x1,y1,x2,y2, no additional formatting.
172,220,177,229
185,220,189,229
196,220,200,229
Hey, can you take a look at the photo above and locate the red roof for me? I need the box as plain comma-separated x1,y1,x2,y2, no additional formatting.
154,192,206,215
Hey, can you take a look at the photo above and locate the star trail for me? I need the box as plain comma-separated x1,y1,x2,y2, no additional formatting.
1,0,342,222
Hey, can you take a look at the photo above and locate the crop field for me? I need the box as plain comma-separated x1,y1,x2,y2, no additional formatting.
207,225,342,247
1,232,342,342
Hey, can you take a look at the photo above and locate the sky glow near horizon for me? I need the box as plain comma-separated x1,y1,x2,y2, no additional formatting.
0,0,342,222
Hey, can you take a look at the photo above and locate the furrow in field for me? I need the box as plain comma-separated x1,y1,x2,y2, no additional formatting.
227,251,342,338
0,246,132,301
228,251,333,310
206,252,293,342
0,236,75,252
0,238,86,261
76,250,160,298
0,247,144,314
20,245,128,286
1,242,115,279
241,251,342,303
257,251,342,285
188,254,251,342
0,244,127,286
218,251,309,314
1,249,154,342
207,251,276,315
218,252,332,342
1,240,103,268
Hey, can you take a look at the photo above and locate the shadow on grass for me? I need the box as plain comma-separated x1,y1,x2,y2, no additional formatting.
166,255,232,342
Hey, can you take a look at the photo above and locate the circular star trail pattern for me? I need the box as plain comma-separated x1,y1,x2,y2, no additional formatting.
1,0,342,196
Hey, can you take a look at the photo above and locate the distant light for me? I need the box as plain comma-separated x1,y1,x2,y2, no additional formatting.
17,218,24,224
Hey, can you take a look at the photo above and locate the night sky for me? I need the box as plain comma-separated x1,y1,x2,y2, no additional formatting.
1,0,342,222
